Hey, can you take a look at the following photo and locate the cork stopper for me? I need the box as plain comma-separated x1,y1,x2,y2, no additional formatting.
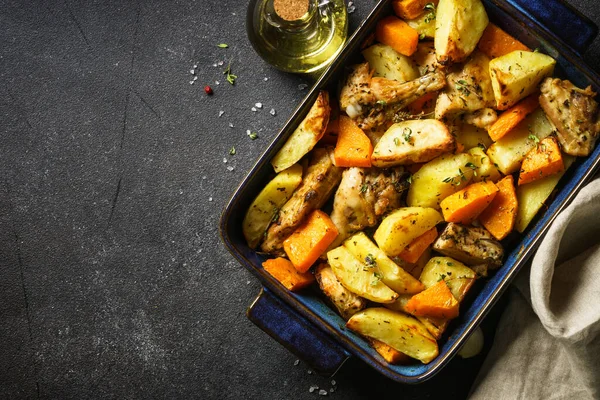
273,0,309,21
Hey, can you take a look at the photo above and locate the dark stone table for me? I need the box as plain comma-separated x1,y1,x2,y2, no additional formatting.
1,1,598,398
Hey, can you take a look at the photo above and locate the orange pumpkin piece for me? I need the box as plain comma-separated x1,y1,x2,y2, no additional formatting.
440,181,499,224
333,115,373,167
478,175,518,240
488,95,539,142
405,280,459,319
262,258,315,291
398,227,438,264
518,137,565,186
406,91,438,115
283,210,339,273
392,0,439,20
477,23,530,59
370,339,412,364
375,16,419,57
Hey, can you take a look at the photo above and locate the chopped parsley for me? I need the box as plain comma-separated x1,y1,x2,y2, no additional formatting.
423,2,436,23
403,127,413,145
248,131,258,140
365,254,377,268
528,134,540,144
224,63,237,85
394,137,400,146
229,146,236,155
217,43,229,48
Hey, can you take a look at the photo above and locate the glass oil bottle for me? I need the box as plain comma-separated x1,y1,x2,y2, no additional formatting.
247,0,348,74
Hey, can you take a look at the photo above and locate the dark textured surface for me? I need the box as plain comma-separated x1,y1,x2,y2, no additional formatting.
1,1,598,399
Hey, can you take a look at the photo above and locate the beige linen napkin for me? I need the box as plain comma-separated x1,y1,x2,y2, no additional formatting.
469,177,600,400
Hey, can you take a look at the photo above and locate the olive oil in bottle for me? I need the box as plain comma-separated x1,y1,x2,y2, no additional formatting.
247,0,348,74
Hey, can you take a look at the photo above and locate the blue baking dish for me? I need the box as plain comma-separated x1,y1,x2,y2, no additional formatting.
220,0,600,383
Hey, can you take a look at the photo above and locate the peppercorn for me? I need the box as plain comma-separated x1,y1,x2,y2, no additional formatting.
204,85,213,95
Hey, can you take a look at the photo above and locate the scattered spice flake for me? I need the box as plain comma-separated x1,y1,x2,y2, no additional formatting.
229,146,236,155
298,83,308,90
255,102,263,108
217,43,229,48
270,108,276,116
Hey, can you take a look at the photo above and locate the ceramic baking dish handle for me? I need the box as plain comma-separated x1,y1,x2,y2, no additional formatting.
506,0,598,55
247,288,350,376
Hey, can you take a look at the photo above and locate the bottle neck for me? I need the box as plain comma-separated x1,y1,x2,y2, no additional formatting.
265,0,320,33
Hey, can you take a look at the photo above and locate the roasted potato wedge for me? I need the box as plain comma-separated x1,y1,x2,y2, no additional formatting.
412,41,440,76
435,51,495,119
372,120,455,167
373,207,443,256
489,50,556,110
454,123,493,151
327,246,399,303
242,164,303,249
343,233,425,294
467,146,501,182
486,108,554,175
419,256,477,298
435,0,489,64
347,308,439,364
315,263,367,320
406,12,436,40
362,44,420,83
407,153,475,209
271,91,330,173
515,155,575,232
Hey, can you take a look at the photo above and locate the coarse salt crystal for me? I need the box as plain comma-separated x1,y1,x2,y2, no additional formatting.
229,122,234,128
294,359,299,366
255,102,263,108
190,69,195,74
264,77,269,81
298,83,308,90
208,197,213,201
309,386,319,393
193,76,198,81
215,81,220,85
218,61,224,66
330,380,336,386
307,369,313,375
202,176,207,179
270,108,276,116
223,158,228,163
251,107,257,112
246,129,251,135
213,63,218,67
189,81,195,85
193,64,198,68
226,166,234,171
219,111,225,117
318,389,328,396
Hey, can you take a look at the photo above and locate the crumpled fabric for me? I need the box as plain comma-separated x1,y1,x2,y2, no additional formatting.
469,177,600,400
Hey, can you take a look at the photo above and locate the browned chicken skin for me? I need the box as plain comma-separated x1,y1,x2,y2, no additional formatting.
433,223,504,269
261,148,343,255
539,77,600,156
315,264,366,320
339,63,446,130
328,166,407,250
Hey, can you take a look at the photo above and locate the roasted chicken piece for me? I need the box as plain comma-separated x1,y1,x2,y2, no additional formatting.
339,62,446,130
539,77,600,156
462,108,498,130
261,148,342,255
328,166,407,249
433,223,504,269
315,264,366,320
435,51,496,120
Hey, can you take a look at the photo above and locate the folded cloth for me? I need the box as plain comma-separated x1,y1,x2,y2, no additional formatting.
469,177,600,400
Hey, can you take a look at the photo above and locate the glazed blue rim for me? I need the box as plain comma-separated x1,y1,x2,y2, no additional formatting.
220,0,600,384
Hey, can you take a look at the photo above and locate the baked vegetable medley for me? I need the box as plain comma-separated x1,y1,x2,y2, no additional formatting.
242,0,600,365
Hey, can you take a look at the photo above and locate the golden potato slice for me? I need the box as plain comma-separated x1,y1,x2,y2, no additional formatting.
373,207,443,256
515,155,575,232
327,246,399,303
489,50,556,110
343,233,425,295
419,256,476,300
435,0,489,64
486,108,553,175
362,44,419,83
467,146,501,183
271,91,330,173
407,153,475,209
406,12,436,40
372,119,455,167
454,123,493,151
242,164,303,248
347,308,439,364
